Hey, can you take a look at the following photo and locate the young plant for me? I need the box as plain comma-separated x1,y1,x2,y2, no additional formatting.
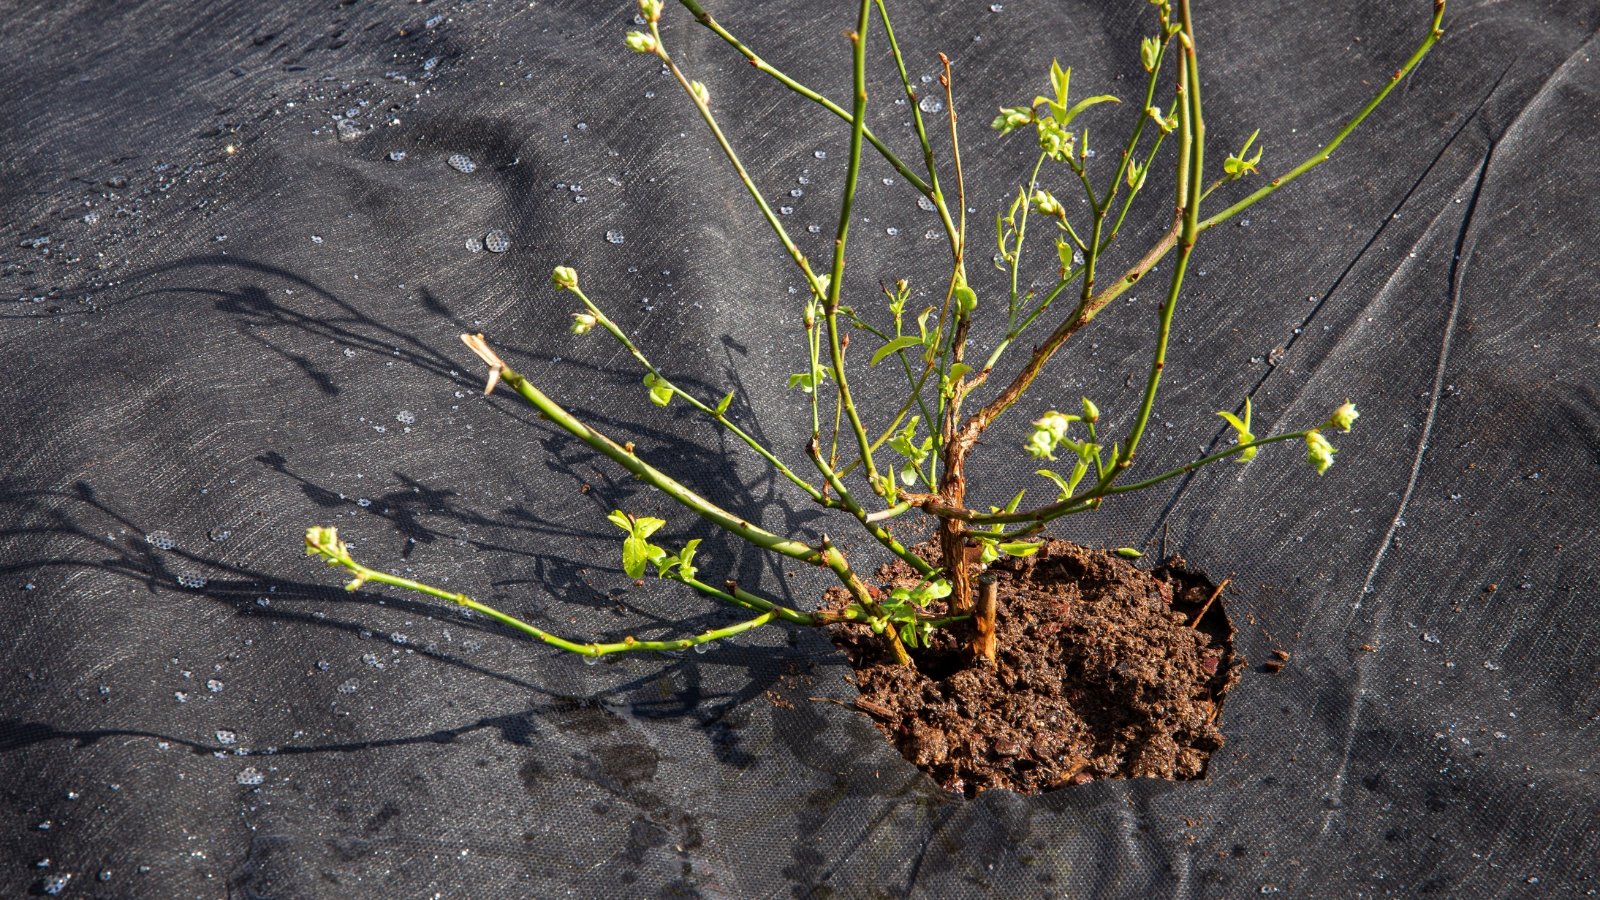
307,0,1444,667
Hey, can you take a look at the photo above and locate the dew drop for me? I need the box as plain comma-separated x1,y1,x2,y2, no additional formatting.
146,530,177,550
395,410,416,425
605,229,626,244
813,149,827,159
483,229,510,253
918,96,944,114
447,153,477,174
236,767,265,786
779,206,794,215
917,196,936,212
807,224,822,234
885,227,899,236
387,150,407,162
583,655,600,666
465,236,484,253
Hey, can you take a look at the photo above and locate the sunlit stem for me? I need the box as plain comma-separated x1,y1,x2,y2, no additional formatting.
568,285,827,505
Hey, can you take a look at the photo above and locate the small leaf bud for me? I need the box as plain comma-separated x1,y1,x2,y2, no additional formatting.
570,312,597,335
1030,189,1064,218
551,266,579,290
1325,401,1359,433
624,30,658,54
1306,430,1337,475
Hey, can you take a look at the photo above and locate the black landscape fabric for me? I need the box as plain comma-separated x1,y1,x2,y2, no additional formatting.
3,0,1598,896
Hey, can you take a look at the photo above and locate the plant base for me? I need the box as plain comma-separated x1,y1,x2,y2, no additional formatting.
826,540,1242,797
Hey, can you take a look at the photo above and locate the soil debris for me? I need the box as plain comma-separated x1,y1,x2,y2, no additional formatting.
826,539,1243,796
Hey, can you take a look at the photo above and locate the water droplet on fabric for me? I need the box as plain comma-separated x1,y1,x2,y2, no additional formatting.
206,679,224,693
335,119,362,143
807,225,822,234
447,153,477,174
82,210,102,225
583,655,599,666
395,411,416,425
989,2,1003,10
693,643,708,654
311,235,324,244
779,206,794,215
208,527,231,543
917,196,936,212
465,236,484,253
388,150,407,162
146,530,176,550
789,188,803,197
337,678,361,693
813,149,827,159
918,96,944,114
176,574,207,589
42,874,71,896
236,767,265,786
605,229,625,244
885,227,899,236
484,230,510,253
1421,632,1441,644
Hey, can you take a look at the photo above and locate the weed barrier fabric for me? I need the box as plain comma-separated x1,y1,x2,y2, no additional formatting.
2,0,1597,895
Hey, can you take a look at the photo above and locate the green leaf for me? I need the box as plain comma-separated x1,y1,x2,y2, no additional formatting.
1057,236,1076,272
643,372,674,407
1003,488,1027,515
953,284,978,316
1216,397,1257,462
871,335,925,368
606,510,633,533
714,391,734,416
977,537,1000,566
1036,469,1073,501
1114,547,1144,559
1140,35,1161,72
948,362,973,381
999,540,1042,558
633,516,666,540
677,538,702,581
1059,94,1121,127
621,536,650,579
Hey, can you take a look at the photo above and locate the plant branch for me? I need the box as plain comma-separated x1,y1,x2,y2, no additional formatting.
675,0,933,197
1197,0,1446,231
568,284,828,505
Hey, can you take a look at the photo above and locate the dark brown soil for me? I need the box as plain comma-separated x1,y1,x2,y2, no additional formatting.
825,539,1243,797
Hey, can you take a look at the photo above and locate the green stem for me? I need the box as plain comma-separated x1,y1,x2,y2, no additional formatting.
650,22,825,300
468,339,827,566
958,431,1313,527
569,285,827,505
807,438,938,576
873,0,961,260
675,0,933,198
309,539,793,657
1198,0,1446,231
822,0,884,493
